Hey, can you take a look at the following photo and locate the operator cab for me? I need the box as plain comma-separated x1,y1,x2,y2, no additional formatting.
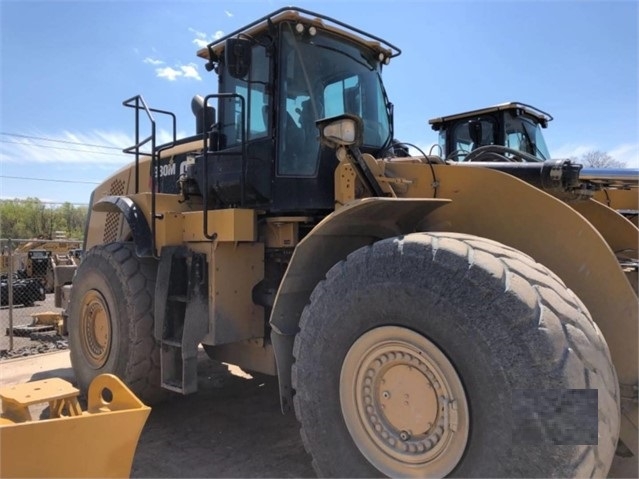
27,249,51,280
429,102,552,162
165,8,400,215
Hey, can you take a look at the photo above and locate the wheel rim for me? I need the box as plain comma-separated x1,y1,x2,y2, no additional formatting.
79,289,112,369
340,326,469,478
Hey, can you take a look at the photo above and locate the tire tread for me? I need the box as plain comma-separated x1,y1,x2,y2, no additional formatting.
69,242,166,404
293,232,618,478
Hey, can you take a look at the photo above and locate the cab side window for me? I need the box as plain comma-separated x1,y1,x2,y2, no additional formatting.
220,42,271,148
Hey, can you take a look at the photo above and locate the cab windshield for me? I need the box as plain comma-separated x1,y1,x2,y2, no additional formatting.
522,119,550,160
504,112,550,161
278,23,392,176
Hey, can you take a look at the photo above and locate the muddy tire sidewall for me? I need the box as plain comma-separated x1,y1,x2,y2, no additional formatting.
67,242,164,403
293,233,619,478
68,256,127,390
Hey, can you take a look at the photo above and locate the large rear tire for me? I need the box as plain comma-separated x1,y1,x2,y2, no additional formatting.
67,242,166,404
293,232,619,478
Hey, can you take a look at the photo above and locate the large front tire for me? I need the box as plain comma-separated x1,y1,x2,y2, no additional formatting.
67,242,165,404
293,233,619,478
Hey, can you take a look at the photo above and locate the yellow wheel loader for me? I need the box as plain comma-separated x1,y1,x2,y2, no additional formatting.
429,101,639,228
65,7,637,477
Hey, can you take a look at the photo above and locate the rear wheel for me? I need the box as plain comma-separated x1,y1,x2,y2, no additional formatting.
293,232,619,478
67,242,165,404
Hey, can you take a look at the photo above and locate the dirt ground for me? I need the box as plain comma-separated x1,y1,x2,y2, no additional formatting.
1,295,315,477
1,341,635,478
0,349,315,478
131,356,315,478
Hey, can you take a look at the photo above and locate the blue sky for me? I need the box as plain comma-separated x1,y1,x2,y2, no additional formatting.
1,0,637,206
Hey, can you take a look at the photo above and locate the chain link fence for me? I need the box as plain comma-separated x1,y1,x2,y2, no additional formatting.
1,238,82,353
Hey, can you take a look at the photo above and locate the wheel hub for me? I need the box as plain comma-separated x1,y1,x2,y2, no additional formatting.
79,290,111,368
340,326,469,477
377,363,438,435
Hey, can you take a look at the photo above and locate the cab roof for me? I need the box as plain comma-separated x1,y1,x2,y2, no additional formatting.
429,102,554,130
196,6,401,62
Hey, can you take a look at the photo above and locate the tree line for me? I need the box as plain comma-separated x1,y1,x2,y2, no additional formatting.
0,149,626,241
0,198,87,240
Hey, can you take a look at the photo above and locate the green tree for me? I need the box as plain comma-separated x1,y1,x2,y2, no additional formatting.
0,198,86,240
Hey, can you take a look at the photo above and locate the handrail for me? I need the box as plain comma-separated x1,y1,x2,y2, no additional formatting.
122,135,153,154
122,95,177,257
202,6,401,59
202,93,247,240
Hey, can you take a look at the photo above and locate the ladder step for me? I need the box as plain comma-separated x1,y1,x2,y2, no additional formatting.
157,247,207,396
161,380,185,393
162,338,182,347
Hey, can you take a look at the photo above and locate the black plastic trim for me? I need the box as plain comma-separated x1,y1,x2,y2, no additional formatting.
95,196,153,257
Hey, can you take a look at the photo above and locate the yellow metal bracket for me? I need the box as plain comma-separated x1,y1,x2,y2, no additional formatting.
0,377,82,422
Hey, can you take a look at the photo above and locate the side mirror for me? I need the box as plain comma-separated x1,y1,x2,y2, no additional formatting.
225,38,251,79
316,114,363,149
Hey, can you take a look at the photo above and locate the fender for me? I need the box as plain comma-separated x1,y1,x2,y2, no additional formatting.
271,164,638,453
93,196,153,257
270,197,451,412
571,198,639,294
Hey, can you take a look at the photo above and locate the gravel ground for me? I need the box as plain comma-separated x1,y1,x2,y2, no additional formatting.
0,294,68,360
1,295,635,478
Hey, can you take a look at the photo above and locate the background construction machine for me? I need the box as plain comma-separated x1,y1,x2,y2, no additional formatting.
65,7,638,478
1,238,82,295
429,102,639,228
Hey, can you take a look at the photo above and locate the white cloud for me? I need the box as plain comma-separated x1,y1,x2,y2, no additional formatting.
155,64,201,82
143,57,164,66
180,63,202,81
188,27,207,39
0,129,187,166
156,66,182,81
156,129,182,146
224,10,233,17
189,27,224,49
193,38,208,48
0,131,131,167
141,26,218,82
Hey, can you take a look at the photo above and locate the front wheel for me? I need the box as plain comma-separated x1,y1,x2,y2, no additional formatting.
293,232,619,478
340,325,469,477
67,242,165,404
